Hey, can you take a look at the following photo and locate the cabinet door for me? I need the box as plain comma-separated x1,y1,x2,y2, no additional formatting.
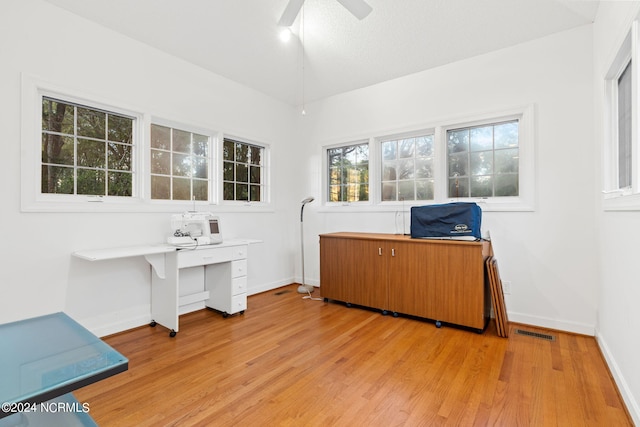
388,241,437,319
320,237,388,309
429,244,486,329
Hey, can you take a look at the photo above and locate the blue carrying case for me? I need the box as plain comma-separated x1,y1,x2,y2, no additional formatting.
410,202,482,240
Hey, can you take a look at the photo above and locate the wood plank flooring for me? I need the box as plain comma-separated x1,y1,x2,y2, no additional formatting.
75,284,632,426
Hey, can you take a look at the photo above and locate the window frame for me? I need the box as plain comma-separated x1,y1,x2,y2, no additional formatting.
321,105,535,212
21,75,145,212
147,118,218,206
603,21,640,211
323,140,371,205
378,129,436,203
219,135,271,206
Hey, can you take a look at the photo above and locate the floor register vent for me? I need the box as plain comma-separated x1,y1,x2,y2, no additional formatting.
514,329,556,341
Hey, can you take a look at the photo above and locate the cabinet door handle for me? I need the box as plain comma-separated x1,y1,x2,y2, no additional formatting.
378,247,382,256
391,248,396,257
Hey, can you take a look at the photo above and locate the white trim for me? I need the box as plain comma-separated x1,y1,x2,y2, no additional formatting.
596,331,640,426
319,104,536,212
603,21,640,211
219,134,272,207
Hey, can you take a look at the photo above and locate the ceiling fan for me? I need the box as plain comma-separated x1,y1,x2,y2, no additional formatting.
277,0,373,27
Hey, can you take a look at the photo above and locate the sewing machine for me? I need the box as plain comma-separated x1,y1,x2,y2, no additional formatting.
167,212,223,246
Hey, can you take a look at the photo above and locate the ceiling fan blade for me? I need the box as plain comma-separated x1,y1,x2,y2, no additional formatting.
278,0,306,27
336,0,373,20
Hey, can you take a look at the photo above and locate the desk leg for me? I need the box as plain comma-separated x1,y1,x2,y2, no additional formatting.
150,251,179,337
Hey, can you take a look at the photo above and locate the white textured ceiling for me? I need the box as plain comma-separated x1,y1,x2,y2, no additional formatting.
44,0,599,106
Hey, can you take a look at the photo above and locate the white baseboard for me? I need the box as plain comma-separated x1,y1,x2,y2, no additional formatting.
596,331,640,426
505,311,595,336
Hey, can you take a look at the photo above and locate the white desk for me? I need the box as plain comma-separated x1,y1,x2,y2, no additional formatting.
73,239,257,337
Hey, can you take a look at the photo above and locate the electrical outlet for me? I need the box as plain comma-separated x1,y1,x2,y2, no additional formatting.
502,281,511,295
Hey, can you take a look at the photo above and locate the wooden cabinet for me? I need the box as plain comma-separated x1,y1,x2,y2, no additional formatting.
320,232,492,331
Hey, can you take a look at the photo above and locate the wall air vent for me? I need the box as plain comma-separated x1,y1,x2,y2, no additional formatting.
514,329,555,341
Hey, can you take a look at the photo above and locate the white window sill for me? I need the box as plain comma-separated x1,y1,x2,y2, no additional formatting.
603,192,640,211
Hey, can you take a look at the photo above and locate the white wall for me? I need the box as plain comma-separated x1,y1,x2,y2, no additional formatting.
298,25,599,336
593,2,640,424
0,0,300,335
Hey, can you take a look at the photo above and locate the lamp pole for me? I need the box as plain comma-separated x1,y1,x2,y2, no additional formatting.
298,197,314,293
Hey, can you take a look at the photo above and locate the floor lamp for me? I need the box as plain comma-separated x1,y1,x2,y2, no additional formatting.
298,196,314,294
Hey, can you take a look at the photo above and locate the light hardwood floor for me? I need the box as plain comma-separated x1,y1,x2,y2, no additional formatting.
75,284,632,426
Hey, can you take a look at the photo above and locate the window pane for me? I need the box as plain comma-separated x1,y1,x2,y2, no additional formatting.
449,177,469,198
172,153,191,177
495,148,519,174
470,151,493,176
151,150,170,174
398,181,414,200
193,157,208,179
223,161,234,181
470,126,493,152
398,159,414,180
77,107,105,139
250,166,261,184
172,177,191,200
236,163,248,183
108,171,132,196
77,139,105,168
415,158,433,179
223,182,234,200
223,139,266,202
447,121,519,198
42,134,74,165
193,134,208,156
382,141,396,160
41,165,74,194
382,182,396,201
223,140,234,161
618,60,632,188
150,125,171,150
42,97,135,198
494,122,519,149
236,143,249,163
193,179,208,201
399,138,414,158
77,169,105,195
236,183,249,201
495,174,519,196
108,142,131,171
327,142,368,202
416,180,434,200
470,176,493,197
416,136,433,157
382,161,397,181
42,99,74,134
379,134,431,201
250,146,262,165
151,175,170,199
250,185,261,202
449,152,468,177
151,124,211,201
108,115,133,144
173,129,190,153
448,129,469,153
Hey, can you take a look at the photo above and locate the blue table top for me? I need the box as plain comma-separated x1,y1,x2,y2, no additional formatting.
0,313,128,418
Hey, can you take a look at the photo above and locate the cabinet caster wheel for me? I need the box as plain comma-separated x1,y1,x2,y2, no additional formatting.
169,330,176,337
323,298,328,303
222,312,229,318
149,321,157,327
346,302,352,308
393,312,399,318
435,321,442,328
240,311,245,315
382,310,388,315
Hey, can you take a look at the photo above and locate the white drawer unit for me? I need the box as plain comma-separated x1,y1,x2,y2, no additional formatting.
74,238,259,338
